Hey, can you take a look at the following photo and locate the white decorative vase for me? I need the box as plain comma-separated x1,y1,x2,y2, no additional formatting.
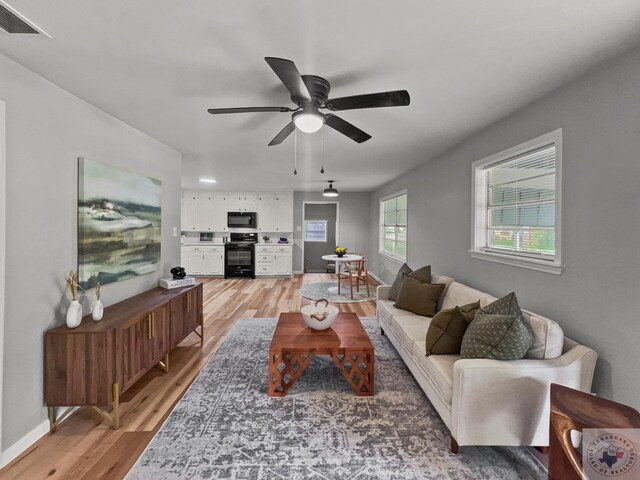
91,300,104,321
66,300,83,328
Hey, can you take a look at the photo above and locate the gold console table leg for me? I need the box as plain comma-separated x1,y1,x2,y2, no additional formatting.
48,406,75,432
157,353,170,373
91,383,120,430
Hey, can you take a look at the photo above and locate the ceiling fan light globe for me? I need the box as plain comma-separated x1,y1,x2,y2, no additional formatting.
294,113,324,133
323,189,339,197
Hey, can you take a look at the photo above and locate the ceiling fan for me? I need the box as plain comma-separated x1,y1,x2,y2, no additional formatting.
207,57,410,146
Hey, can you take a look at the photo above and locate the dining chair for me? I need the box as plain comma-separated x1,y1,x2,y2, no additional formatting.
339,254,370,300
548,383,640,480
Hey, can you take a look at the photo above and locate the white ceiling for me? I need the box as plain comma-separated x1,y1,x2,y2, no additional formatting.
1,1,640,192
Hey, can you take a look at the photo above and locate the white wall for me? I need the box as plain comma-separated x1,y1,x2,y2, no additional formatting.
0,53,182,453
293,192,370,273
369,46,640,408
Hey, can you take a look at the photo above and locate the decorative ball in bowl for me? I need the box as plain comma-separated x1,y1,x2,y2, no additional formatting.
301,299,339,331
335,247,347,258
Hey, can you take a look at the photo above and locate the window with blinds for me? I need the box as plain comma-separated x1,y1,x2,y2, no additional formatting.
304,220,327,242
471,130,563,274
380,191,407,260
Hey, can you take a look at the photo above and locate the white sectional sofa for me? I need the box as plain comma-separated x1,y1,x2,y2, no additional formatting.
376,274,598,451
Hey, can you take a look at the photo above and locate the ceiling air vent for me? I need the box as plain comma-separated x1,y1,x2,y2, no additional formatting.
0,2,48,35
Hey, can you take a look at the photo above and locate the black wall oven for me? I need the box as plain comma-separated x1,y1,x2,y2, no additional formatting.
227,211,257,228
224,232,257,278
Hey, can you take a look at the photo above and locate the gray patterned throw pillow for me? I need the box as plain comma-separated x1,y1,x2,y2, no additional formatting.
389,263,412,301
481,292,534,342
460,312,533,360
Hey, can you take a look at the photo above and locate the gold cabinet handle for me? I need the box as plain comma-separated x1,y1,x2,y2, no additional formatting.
147,313,152,339
187,291,191,313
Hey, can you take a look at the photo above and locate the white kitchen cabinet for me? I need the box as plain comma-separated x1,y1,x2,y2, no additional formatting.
273,193,293,233
204,249,224,275
212,192,228,232
255,245,292,276
183,246,224,276
182,190,292,233
181,190,199,231
257,193,275,232
180,248,189,271
187,248,206,274
274,253,293,275
196,192,215,231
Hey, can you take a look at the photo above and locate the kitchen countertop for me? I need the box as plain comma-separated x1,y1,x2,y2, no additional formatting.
181,242,292,247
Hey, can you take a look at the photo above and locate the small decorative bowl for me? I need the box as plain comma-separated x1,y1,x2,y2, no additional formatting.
301,299,339,331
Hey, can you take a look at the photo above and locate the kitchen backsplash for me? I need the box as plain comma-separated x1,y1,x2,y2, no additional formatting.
181,231,292,245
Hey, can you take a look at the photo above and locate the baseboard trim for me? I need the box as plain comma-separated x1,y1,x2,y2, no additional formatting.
0,407,77,469
368,272,385,285
293,270,304,275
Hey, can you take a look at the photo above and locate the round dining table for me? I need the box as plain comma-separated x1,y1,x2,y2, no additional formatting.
321,254,363,294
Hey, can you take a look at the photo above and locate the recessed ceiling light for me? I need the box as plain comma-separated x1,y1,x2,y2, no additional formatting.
199,178,217,184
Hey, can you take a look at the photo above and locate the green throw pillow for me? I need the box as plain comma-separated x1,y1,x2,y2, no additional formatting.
388,263,412,301
394,275,445,317
460,311,533,360
425,301,480,355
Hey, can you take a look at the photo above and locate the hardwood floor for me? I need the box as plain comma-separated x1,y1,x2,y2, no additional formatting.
0,274,378,480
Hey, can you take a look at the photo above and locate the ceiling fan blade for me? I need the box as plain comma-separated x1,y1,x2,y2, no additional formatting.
207,106,293,114
324,90,410,111
264,57,312,102
324,114,371,143
268,122,296,146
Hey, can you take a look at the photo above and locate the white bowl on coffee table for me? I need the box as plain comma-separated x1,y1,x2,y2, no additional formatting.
301,299,339,330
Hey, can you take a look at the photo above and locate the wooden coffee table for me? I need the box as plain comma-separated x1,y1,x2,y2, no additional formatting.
268,312,374,397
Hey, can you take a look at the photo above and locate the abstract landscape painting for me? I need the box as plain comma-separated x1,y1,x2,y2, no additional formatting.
78,157,162,289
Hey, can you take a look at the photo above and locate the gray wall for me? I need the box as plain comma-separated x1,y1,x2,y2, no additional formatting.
369,46,640,408
0,53,182,449
293,192,370,273
304,204,337,272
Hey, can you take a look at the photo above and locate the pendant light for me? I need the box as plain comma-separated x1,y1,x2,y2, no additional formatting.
323,180,338,197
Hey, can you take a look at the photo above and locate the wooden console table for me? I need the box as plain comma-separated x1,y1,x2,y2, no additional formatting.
44,283,203,431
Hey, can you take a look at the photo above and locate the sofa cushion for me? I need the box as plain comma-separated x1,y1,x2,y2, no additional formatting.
441,282,496,311
388,263,412,301
378,299,409,325
391,315,432,353
430,273,455,312
425,301,480,355
413,340,458,404
523,310,564,359
395,276,445,317
460,311,533,360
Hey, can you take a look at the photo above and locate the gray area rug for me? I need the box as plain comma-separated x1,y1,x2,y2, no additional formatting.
127,317,546,480
300,281,375,303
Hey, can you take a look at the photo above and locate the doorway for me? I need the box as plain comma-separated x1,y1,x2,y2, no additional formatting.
302,202,338,273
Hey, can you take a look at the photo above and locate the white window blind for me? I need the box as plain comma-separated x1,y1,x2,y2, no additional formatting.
471,129,563,274
304,220,327,242
483,145,556,256
380,192,407,260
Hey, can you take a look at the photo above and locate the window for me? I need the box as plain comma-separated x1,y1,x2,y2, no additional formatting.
471,129,563,274
380,191,407,261
304,220,327,242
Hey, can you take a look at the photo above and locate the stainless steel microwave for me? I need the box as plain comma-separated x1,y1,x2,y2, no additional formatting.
227,211,257,228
